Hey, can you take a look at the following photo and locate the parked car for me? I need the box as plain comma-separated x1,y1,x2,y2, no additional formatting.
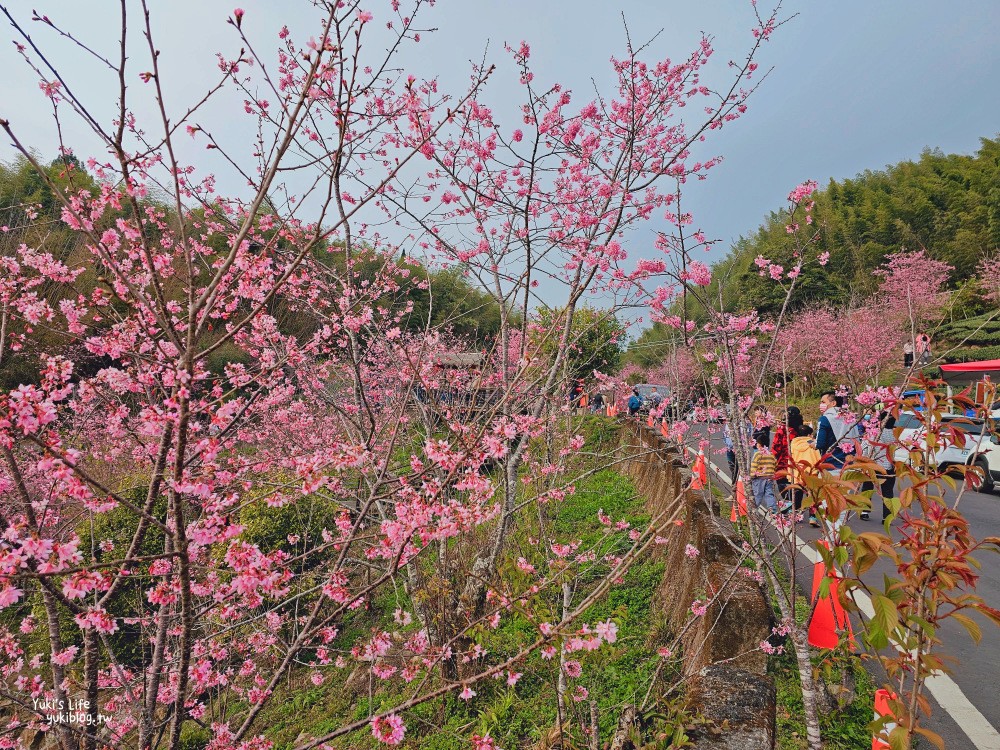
897,413,998,493
939,415,999,494
892,410,925,463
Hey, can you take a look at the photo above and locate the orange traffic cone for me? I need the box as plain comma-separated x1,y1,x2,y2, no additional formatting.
808,543,855,649
730,480,749,522
871,689,898,749
693,450,707,485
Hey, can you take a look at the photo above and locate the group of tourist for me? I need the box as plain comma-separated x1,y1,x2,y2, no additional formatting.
725,394,897,528
569,380,608,412
626,386,663,415
902,332,933,368
617,381,900,529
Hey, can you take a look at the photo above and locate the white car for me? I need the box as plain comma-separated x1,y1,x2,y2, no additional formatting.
898,414,997,494
943,416,1000,494
892,411,926,463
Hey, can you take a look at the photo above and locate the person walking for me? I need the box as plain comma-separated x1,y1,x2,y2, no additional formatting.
903,340,914,368
916,333,932,366
815,393,855,468
772,406,803,505
749,433,782,513
814,391,859,531
723,420,737,481
751,405,771,448
591,392,604,413
860,412,897,522
567,380,579,407
789,424,822,526
650,388,663,411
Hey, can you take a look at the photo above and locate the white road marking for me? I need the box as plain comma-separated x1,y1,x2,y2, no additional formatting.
698,448,1000,750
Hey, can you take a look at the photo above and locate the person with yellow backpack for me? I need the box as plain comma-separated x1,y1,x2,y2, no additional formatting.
789,424,822,527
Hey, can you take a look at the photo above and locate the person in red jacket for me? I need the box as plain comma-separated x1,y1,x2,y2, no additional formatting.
772,405,803,509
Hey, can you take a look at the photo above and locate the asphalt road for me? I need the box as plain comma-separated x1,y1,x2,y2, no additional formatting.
689,423,1000,750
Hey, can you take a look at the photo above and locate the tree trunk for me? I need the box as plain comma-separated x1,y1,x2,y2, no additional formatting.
764,559,824,750
589,700,600,750
82,630,100,750
556,582,572,729
608,704,638,750
791,626,824,749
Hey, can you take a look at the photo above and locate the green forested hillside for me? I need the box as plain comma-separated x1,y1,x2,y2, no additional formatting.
629,136,1000,365
706,135,1000,316
0,155,504,389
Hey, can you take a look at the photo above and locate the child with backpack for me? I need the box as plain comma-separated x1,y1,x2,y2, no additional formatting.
789,424,822,527
749,433,782,513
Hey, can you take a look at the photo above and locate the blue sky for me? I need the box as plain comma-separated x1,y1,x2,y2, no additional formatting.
2,0,998,272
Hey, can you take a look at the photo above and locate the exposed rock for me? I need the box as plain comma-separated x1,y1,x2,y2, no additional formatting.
686,665,776,750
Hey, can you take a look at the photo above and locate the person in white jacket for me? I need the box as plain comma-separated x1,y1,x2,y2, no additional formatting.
813,392,860,532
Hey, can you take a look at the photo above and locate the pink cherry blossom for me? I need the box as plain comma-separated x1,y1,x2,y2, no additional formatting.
0,585,24,608
595,619,618,643
471,735,498,750
563,660,583,678
51,645,79,665
371,714,406,745
0,2,791,744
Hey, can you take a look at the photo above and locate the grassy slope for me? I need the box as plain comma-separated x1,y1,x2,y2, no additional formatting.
208,416,878,750
238,416,671,750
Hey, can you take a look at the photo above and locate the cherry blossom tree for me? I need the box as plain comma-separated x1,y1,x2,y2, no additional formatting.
977,251,1000,303
774,303,903,393
875,248,953,345
0,2,789,749
769,306,833,396
651,177,999,749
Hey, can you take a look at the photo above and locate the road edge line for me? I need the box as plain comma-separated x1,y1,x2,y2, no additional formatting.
698,449,1000,750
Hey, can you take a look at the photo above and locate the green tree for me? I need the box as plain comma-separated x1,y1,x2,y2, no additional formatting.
534,306,625,381
402,265,504,343
695,135,1000,317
